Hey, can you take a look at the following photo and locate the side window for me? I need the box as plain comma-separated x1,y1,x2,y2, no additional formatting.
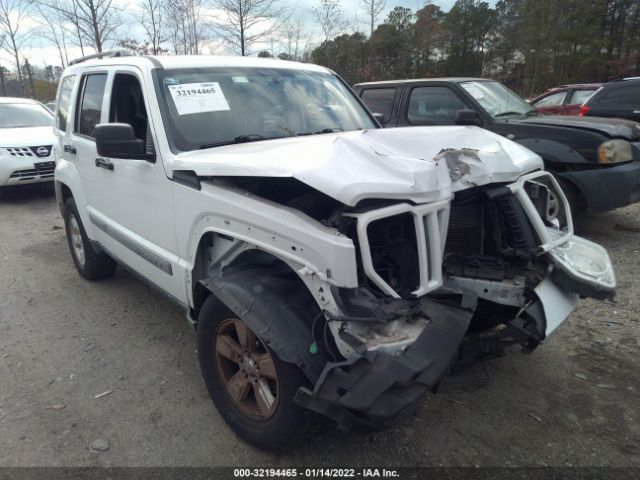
407,86,468,125
599,84,640,108
569,89,596,105
533,91,566,108
109,73,150,148
56,75,75,132
360,88,396,124
75,74,107,139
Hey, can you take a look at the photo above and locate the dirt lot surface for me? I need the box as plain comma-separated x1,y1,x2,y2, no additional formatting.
0,184,638,467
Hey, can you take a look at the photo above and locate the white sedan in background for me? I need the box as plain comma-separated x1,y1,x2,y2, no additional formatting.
0,97,55,196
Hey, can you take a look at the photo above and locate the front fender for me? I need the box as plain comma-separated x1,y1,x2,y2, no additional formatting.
516,138,591,164
201,267,328,382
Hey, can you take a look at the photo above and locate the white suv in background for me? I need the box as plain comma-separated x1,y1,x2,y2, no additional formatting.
0,97,55,195
54,52,616,450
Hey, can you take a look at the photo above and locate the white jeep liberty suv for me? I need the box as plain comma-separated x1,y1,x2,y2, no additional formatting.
54,52,616,450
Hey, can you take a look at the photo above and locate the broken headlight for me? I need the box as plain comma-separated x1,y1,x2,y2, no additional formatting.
597,139,633,164
547,234,616,299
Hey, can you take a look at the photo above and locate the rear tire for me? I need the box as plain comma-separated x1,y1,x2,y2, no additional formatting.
197,294,316,451
63,198,116,280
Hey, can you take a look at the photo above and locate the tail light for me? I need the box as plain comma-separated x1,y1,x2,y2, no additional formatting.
579,105,591,116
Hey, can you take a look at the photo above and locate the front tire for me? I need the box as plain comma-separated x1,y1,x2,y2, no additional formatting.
63,198,116,280
197,294,315,450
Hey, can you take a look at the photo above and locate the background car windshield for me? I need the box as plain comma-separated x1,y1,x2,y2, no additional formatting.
156,67,376,151
0,104,53,128
460,81,535,117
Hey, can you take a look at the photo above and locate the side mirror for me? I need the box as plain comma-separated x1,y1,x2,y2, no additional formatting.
372,112,386,126
95,123,154,161
455,109,482,127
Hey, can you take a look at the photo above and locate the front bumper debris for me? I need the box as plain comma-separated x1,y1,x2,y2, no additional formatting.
547,234,616,301
509,171,616,300
558,159,640,212
295,300,472,428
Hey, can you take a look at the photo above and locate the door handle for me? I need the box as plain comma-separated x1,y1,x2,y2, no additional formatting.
95,157,114,171
63,144,76,155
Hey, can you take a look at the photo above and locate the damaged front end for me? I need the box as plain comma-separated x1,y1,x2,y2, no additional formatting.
185,129,615,430
295,168,615,428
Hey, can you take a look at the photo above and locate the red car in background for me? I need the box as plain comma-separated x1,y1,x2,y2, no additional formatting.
530,84,601,115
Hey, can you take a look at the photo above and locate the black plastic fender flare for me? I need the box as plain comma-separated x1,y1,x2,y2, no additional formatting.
200,267,328,383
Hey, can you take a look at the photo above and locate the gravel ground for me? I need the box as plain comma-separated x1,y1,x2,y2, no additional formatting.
0,183,638,467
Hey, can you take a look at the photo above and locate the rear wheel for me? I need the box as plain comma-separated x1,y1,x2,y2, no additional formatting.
63,198,116,280
197,295,315,450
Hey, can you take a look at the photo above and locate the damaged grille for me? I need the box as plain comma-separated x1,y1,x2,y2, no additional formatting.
446,201,484,254
346,199,450,299
344,172,572,299
444,171,574,281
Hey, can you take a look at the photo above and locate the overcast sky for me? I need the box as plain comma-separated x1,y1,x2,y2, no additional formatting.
13,0,485,70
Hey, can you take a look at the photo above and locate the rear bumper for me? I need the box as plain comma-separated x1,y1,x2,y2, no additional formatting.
295,300,472,428
558,160,640,212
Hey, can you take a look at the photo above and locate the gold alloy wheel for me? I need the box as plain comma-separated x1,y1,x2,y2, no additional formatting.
214,318,280,420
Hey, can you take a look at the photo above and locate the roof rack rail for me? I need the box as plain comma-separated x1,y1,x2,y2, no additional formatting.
69,49,132,66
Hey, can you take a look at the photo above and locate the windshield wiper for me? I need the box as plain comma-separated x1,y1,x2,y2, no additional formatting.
297,127,344,136
199,134,269,149
494,111,525,118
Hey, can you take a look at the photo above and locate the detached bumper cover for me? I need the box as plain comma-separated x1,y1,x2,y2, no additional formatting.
558,160,640,212
295,300,472,428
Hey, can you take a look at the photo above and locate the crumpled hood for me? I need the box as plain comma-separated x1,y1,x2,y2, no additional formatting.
516,115,640,140
172,126,542,206
0,126,55,147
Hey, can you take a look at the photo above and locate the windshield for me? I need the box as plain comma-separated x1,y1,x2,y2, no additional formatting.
155,67,376,152
0,103,53,128
460,81,535,118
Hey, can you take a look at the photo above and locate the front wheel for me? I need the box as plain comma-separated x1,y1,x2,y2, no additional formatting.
197,295,316,450
63,198,116,280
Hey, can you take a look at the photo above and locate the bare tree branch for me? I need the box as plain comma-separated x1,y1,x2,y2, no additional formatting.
212,0,288,56
35,0,119,53
0,0,31,92
360,0,385,37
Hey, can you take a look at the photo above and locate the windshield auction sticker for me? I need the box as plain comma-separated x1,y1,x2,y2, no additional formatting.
168,82,230,115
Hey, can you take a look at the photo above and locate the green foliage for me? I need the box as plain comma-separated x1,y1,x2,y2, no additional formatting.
309,0,640,96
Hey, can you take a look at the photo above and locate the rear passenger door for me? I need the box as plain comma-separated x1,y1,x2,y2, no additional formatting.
71,72,108,208
359,87,398,127
397,84,472,126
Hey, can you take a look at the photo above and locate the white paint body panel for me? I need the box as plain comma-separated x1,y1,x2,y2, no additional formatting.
173,126,543,206
535,276,579,335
